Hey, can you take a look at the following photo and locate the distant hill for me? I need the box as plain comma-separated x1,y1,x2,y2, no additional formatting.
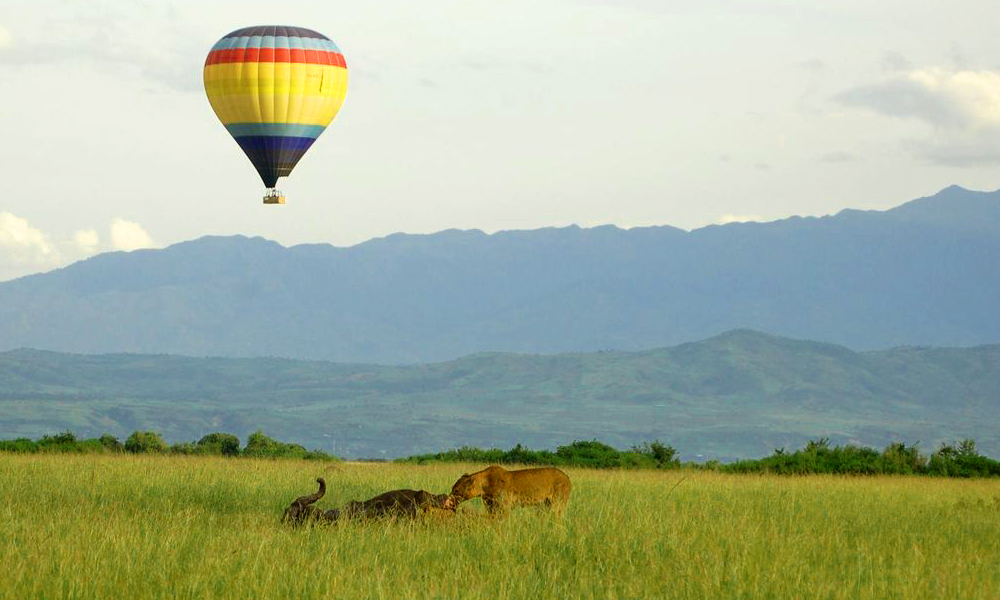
1,330,998,459
0,185,998,362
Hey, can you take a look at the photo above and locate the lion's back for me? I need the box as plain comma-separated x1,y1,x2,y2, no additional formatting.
502,467,571,504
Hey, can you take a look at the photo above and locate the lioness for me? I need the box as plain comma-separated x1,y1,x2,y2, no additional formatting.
445,465,571,514
282,478,454,525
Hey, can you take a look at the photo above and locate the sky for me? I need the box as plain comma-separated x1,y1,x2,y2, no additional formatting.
2,0,1000,280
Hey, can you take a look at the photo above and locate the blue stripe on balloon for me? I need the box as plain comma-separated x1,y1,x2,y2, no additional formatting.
234,135,317,151
211,37,236,51
226,123,326,138
213,35,339,52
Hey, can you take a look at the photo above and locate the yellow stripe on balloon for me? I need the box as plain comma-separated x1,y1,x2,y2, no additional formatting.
204,64,347,125
204,93,344,126
204,65,346,95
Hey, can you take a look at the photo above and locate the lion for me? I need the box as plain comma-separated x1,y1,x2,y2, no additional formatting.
444,465,571,514
282,478,454,525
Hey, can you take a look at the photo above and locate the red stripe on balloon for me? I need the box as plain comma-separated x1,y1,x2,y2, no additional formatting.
205,49,346,67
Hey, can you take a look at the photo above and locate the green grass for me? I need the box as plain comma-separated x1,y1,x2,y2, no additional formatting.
2,454,1000,599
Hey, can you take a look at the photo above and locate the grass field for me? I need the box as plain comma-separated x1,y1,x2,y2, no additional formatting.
2,454,999,599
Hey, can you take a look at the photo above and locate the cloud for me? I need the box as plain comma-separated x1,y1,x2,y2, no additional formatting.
716,213,763,225
0,25,11,49
837,67,1000,166
0,7,203,92
110,218,154,251
73,229,100,254
0,212,59,266
837,68,1000,131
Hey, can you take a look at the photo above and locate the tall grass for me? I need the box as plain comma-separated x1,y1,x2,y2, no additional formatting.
1,454,999,599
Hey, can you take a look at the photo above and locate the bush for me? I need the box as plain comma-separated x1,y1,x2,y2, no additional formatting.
76,439,110,454
170,442,199,455
927,440,1000,477
0,438,39,453
98,434,124,452
35,430,79,453
0,432,123,454
632,441,680,469
124,431,168,454
243,430,283,457
242,430,336,461
880,442,925,474
39,430,77,446
197,432,241,456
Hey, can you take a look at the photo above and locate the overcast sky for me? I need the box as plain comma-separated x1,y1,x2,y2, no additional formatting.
2,0,1000,280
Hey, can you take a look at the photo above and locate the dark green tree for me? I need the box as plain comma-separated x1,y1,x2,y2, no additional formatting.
98,434,124,452
197,432,241,456
124,431,168,454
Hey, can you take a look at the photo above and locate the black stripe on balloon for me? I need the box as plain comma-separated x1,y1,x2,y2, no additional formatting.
224,25,329,40
234,136,316,188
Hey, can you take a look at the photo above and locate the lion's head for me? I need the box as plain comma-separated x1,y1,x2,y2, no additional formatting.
446,472,485,507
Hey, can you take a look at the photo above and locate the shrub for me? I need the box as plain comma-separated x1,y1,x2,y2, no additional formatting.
0,438,39,453
197,433,241,456
124,431,168,454
927,440,1000,477
880,442,925,474
98,434,124,452
34,431,82,453
170,442,199,455
39,430,77,445
243,430,283,457
632,441,680,468
242,430,335,461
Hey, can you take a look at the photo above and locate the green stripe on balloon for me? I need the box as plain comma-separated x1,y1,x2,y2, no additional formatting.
225,123,327,138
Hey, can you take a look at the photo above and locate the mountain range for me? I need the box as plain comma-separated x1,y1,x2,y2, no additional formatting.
1,185,998,363
1,330,998,459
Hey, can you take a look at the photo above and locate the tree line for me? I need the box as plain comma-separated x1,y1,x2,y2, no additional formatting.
2,431,999,477
398,440,681,470
721,438,1000,478
0,430,336,461
400,438,1000,477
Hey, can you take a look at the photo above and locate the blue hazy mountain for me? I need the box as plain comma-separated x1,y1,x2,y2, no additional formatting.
1,185,997,362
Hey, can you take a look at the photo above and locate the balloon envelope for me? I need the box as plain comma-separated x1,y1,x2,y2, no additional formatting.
203,25,348,188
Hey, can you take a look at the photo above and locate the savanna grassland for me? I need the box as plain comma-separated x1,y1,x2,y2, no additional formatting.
2,454,999,600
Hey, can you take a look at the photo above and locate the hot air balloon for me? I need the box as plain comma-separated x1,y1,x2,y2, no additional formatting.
203,26,348,204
